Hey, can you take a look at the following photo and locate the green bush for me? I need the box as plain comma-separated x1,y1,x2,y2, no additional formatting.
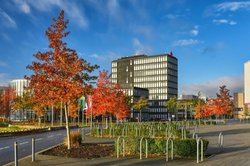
116,137,209,158
0,122,9,127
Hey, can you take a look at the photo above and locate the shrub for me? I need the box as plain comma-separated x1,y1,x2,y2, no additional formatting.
115,137,209,158
65,131,82,147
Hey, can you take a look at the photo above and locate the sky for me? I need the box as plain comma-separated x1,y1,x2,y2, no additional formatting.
0,0,249,97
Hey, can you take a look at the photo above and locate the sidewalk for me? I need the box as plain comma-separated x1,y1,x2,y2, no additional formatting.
6,124,250,166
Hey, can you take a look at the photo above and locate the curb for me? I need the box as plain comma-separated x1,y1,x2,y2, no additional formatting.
4,142,64,166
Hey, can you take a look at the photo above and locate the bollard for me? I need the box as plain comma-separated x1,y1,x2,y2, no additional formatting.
14,142,18,166
197,137,204,163
166,138,174,162
32,138,35,162
218,132,224,152
139,137,148,160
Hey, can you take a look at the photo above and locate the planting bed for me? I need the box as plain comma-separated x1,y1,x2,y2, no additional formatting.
42,143,114,159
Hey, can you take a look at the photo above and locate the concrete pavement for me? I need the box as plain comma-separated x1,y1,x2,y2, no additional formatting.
5,123,250,166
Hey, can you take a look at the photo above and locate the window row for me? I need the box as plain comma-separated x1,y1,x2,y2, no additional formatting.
134,62,167,70
134,56,167,64
134,69,167,76
149,88,168,94
134,82,168,88
111,68,117,73
111,62,117,67
149,108,167,113
149,94,168,100
134,76,167,82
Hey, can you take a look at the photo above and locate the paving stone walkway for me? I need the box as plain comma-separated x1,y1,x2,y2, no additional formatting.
5,123,250,166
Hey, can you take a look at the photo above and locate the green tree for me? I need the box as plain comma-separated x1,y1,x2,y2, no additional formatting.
13,91,34,121
243,104,249,120
165,96,178,121
132,96,148,122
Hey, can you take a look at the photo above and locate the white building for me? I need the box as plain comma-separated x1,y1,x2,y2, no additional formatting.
245,61,250,106
10,79,29,96
9,79,30,121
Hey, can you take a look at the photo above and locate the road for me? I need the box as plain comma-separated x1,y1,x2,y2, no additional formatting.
0,127,88,166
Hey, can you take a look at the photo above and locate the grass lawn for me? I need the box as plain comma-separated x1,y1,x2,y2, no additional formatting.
0,125,21,132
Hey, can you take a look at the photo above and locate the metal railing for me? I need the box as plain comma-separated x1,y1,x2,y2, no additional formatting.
116,136,125,158
139,137,148,160
166,138,174,162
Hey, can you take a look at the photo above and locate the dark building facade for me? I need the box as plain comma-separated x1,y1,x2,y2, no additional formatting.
123,87,149,120
111,53,178,120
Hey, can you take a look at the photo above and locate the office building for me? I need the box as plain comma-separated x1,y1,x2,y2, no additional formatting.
111,53,178,120
233,92,245,119
123,87,149,120
245,61,250,106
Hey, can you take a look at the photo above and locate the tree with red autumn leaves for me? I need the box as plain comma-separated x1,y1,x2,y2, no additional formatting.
0,87,15,122
88,70,130,123
195,85,233,120
26,10,98,149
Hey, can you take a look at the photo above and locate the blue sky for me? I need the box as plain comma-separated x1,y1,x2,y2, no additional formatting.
0,0,249,97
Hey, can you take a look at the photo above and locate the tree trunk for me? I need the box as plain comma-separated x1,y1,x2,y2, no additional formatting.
64,102,71,150
140,109,142,122
51,105,54,127
82,109,85,126
60,101,63,126
38,116,41,127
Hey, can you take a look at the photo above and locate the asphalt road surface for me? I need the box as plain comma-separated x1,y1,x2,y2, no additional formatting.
0,127,89,166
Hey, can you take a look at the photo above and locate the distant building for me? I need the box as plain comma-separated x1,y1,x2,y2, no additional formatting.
10,79,29,96
111,53,178,120
245,61,250,106
179,95,197,100
123,87,149,120
9,79,32,121
233,92,245,119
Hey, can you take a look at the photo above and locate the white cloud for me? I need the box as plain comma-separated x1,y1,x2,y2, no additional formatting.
90,52,119,61
0,61,8,67
0,8,16,28
213,19,237,25
13,0,30,14
12,0,88,28
132,38,152,55
215,1,250,12
182,76,243,97
0,73,11,86
190,26,199,36
173,39,201,46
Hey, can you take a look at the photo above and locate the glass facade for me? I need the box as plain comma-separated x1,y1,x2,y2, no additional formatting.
111,54,178,120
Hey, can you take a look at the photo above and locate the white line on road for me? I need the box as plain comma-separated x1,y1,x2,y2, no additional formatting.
36,138,43,141
20,141,29,145
48,135,54,138
56,134,62,136
0,146,9,150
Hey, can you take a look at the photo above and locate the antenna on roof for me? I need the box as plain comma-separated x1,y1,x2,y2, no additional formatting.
169,51,173,56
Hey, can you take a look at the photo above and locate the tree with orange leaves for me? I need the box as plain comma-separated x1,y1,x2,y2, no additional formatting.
89,70,130,124
26,10,98,149
0,87,15,122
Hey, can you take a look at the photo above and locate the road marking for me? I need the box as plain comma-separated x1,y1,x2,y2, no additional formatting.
56,134,62,136
20,141,29,145
36,138,43,141
48,135,54,138
0,146,9,150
